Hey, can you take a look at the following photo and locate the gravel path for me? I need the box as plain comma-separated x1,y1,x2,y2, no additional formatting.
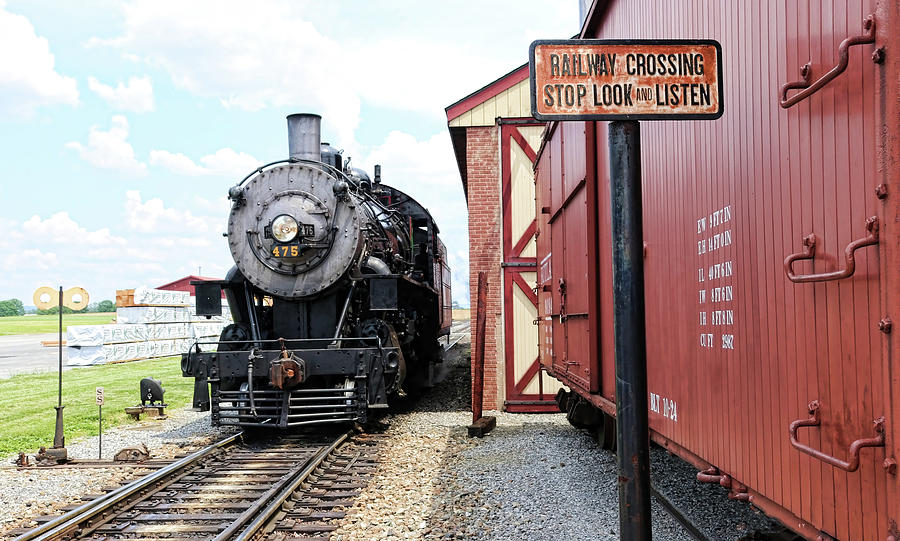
333,337,781,540
0,406,234,538
334,341,690,540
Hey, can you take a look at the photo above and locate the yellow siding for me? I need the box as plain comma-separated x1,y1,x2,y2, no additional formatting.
512,272,539,393
521,236,536,258
509,138,535,248
519,125,544,154
448,79,532,127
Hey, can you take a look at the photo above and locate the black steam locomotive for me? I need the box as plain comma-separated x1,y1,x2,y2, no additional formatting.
182,114,452,428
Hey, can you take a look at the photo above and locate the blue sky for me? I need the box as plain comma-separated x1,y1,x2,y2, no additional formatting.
0,0,578,308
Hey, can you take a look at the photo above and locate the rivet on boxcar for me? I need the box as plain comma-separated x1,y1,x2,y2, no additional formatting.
875,184,888,199
878,317,893,334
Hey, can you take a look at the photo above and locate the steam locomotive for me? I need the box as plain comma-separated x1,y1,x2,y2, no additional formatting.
181,114,452,428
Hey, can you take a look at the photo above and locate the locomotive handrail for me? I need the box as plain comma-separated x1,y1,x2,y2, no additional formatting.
789,400,885,472
779,15,876,108
783,216,878,283
188,336,381,347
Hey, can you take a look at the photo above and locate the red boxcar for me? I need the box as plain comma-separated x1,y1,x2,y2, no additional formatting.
536,1,899,540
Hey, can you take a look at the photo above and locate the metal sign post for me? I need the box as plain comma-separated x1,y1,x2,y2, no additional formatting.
608,120,651,539
54,286,64,451
96,387,104,459
33,285,90,462
529,39,723,540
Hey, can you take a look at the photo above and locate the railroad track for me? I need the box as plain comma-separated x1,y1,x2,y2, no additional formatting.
12,430,380,541
442,320,470,351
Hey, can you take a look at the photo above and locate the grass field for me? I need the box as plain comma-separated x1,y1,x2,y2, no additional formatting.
0,356,192,456
0,313,117,336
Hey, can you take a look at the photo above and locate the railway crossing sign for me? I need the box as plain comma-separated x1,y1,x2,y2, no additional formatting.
529,39,723,121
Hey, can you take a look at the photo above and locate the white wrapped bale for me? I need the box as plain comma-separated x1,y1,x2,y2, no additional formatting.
103,324,147,343
116,306,190,324
145,322,191,340
133,286,190,306
190,322,226,339
67,338,194,365
66,346,106,366
66,325,106,347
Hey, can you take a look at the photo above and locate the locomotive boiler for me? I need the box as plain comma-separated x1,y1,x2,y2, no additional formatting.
182,113,452,428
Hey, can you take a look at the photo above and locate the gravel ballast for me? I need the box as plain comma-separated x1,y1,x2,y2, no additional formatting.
333,337,779,540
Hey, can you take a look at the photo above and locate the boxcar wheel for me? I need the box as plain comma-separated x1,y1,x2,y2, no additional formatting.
595,412,617,452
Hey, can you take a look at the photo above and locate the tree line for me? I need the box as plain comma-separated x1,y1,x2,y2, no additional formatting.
0,298,116,316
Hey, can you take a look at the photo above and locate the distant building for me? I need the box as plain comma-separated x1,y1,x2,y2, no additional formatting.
157,275,225,298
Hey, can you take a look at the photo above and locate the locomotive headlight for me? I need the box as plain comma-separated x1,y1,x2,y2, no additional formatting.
271,214,299,242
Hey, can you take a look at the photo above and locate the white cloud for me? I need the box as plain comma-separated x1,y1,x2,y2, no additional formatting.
87,75,154,112
148,150,205,176
0,4,78,116
150,147,259,178
0,192,235,303
22,211,126,246
3,249,59,272
124,190,209,233
65,115,147,175
93,0,360,147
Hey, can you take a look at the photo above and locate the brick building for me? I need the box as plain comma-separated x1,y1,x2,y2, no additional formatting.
446,65,562,412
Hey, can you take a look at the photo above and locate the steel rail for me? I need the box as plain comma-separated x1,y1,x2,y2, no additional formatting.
14,432,243,541
215,431,350,541
650,484,711,541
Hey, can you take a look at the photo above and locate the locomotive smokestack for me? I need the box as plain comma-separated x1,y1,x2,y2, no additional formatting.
287,113,321,162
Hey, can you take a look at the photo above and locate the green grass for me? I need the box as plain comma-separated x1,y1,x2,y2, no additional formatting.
0,356,192,456
0,313,117,336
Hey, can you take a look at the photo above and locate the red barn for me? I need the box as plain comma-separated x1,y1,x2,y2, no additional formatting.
157,275,225,298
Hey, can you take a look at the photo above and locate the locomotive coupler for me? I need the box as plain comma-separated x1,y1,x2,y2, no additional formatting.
269,338,306,389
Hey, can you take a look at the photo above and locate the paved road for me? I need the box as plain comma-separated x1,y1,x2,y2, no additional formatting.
0,333,68,379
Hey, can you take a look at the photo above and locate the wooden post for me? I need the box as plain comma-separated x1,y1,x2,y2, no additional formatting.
468,271,495,437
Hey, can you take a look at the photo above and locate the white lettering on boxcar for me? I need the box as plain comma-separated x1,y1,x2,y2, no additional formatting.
711,309,733,325
722,334,734,349
707,229,732,252
695,204,736,353
710,285,733,302
709,205,732,227
708,261,733,280
650,392,678,422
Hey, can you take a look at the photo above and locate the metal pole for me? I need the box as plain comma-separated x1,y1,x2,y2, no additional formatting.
608,120,652,540
57,286,62,407
53,286,65,450
98,405,102,460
